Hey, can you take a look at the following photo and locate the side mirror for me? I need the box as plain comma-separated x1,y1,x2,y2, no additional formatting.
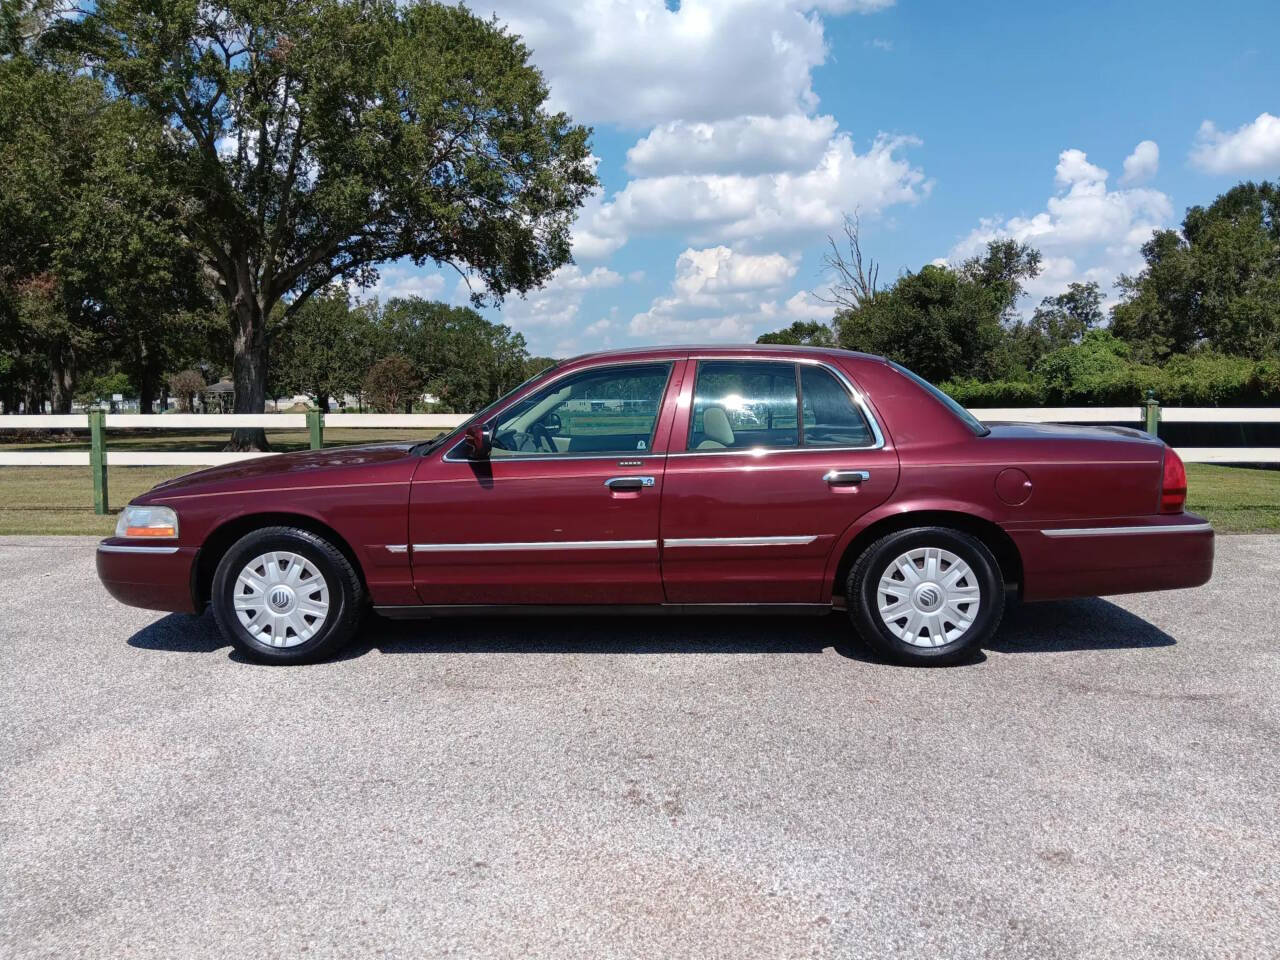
543,412,562,436
464,423,491,459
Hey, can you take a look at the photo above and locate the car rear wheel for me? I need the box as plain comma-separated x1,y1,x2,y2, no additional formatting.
846,526,1004,666
211,526,364,664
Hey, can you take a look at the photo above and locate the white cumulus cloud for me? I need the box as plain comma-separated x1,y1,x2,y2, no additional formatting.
625,114,839,177
1120,140,1159,184
672,247,799,297
947,147,1172,303
1190,113,1280,174
494,264,624,332
629,246,829,342
365,264,446,302
486,0,893,129
580,133,928,257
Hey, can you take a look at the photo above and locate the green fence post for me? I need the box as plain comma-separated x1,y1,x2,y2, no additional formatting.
307,409,324,450
1143,390,1161,438
89,408,108,515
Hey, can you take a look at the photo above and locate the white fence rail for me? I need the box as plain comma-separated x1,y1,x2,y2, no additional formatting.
0,409,1277,466
968,406,1143,423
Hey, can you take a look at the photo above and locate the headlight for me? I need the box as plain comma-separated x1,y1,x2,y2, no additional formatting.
115,505,179,539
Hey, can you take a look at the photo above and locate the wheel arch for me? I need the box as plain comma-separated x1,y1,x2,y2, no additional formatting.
194,512,368,609
829,508,1023,602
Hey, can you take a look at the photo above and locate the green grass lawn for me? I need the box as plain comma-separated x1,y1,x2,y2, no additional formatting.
1184,463,1280,533
0,460,1275,537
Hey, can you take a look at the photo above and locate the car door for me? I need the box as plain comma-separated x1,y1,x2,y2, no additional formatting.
659,357,900,603
408,360,682,606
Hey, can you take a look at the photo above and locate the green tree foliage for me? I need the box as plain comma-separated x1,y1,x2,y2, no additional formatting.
995,281,1104,377
836,240,1041,383
1112,181,1280,361
0,37,212,413
378,298,530,413
756,320,837,347
1033,330,1149,404
168,369,208,412
61,0,596,446
522,355,560,381
271,287,376,412
363,354,422,413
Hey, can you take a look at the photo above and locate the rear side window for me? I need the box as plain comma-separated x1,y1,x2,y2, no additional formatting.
689,361,798,451
688,359,878,451
800,365,874,448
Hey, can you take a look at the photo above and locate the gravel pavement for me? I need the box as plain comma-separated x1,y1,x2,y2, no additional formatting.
2,535,1278,959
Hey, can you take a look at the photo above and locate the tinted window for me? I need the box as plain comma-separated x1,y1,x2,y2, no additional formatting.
489,363,671,456
800,366,874,447
689,361,798,451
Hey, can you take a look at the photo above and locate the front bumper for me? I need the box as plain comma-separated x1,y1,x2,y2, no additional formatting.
96,540,201,613
1013,513,1214,602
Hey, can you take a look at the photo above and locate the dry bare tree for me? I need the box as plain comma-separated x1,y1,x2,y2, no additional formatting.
817,212,880,311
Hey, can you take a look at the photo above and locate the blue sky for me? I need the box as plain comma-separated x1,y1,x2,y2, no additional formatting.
370,0,1280,357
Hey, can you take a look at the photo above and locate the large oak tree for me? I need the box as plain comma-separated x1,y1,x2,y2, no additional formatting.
67,0,596,447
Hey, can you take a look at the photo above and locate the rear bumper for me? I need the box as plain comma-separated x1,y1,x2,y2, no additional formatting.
96,540,200,613
1013,514,1214,602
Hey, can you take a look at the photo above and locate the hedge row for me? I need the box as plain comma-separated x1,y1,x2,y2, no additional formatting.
940,346,1280,408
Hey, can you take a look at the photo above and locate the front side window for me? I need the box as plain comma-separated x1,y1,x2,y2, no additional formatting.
487,362,672,457
689,361,799,450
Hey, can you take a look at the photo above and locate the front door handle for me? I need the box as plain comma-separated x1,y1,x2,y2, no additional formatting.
824,469,870,486
605,476,656,491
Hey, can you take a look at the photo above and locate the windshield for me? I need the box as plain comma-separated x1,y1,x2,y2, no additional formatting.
410,362,561,455
890,361,990,437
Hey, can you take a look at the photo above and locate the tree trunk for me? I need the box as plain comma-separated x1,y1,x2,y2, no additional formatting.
49,343,75,415
137,338,157,414
317,392,330,414
226,292,270,451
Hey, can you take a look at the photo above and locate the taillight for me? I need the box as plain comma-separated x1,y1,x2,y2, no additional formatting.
1160,446,1187,514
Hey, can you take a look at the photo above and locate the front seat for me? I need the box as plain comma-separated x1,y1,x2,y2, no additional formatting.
697,405,735,449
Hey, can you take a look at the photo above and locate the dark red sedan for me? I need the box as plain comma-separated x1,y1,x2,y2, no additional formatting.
97,346,1213,665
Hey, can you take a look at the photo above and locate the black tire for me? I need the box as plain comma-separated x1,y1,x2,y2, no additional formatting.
846,526,1004,666
210,526,365,664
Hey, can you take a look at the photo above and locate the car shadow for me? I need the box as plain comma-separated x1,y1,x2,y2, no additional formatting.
990,597,1175,653
127,596,1173,665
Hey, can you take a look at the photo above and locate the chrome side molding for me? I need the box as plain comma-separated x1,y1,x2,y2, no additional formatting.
662,535,817,548
412,539,658,553
97,543,180,555
1041,523,1213,538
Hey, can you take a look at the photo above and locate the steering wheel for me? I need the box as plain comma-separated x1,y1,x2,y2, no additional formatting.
494,429,549,453
528,421,556,452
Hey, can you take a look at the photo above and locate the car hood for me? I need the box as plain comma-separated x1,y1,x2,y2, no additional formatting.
140,441,421,498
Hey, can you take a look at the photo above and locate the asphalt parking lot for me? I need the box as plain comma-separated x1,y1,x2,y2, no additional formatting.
1,536,1278,959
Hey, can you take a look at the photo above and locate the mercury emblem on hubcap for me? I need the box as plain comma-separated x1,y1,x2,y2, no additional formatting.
914,584,942,610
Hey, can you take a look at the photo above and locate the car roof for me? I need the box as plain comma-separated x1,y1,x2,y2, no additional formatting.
561,344,888,366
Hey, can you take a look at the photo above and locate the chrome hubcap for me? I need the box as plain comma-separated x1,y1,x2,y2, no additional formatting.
876,547,981,648
234,551,330,648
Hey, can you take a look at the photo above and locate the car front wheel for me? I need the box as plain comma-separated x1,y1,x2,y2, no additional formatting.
211,526,364,664
847,526,1004,666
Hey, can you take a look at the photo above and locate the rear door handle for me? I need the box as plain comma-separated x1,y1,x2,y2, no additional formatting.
824,469,870,486
605,476,656,491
